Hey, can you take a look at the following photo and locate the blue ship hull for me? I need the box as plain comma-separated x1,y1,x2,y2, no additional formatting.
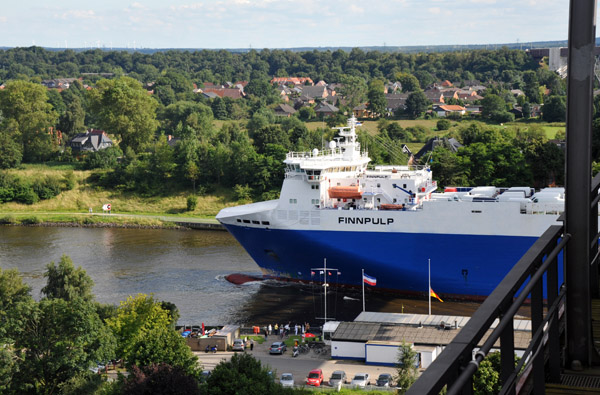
224,224,551,298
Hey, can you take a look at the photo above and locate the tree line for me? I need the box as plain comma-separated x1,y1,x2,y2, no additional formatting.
0,46,589,200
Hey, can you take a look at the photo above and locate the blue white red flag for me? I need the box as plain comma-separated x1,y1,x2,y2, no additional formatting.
363,273,377,286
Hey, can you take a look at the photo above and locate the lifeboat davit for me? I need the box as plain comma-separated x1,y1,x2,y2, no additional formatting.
328,185,363,199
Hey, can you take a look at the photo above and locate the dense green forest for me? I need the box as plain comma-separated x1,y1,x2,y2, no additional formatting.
0,46,590,205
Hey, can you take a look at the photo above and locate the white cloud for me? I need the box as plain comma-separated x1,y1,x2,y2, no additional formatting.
349,4,364,14
60,9,97,20
428,7,441,14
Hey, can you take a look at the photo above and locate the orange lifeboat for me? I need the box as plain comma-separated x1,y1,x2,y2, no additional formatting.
328,185,363,199
380,204,405,210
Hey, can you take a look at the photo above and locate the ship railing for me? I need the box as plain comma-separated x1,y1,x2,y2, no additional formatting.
408,224,567,395
286,148,342,159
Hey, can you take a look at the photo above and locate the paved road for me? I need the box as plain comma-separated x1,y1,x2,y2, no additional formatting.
194,339,401,390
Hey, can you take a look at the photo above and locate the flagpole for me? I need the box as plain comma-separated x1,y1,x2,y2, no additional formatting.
362,268,365,312
323,258,328,324
428,259,431,316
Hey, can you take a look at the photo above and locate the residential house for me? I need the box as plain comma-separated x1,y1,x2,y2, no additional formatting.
415,137,463,160
270,77,314,86
41,78,80,90
167,135,181,147
385,93,409,116
433,105,466,117
385,81,402,94
201,87,245,99
353,103,373,118
423,89,444,104
509,106,524,118
69,129,113,153
274,104,297,117
314,102,339,117
465,104,483,114
441,90,459,102
300,85,329,101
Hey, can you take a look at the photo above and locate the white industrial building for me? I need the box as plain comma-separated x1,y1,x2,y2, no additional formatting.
330,312,532,368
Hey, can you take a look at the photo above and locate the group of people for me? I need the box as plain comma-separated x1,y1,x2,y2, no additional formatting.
263,322,311,339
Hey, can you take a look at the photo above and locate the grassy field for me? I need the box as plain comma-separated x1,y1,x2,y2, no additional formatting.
0,164,235,225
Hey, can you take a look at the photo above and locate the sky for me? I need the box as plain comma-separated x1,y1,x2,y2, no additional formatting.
0,0,587,49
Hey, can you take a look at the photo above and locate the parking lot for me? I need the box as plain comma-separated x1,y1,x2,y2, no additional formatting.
194,339,401,391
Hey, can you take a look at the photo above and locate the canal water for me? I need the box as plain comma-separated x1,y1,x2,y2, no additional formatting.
0,226,487,326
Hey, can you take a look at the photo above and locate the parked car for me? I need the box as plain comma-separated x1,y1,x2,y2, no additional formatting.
328,370,347,387
232,339,245,352
376,373,393,387
280,373,294,388
351,372,370,388
306,369,324,386
269,341,287,354
200,370,211,383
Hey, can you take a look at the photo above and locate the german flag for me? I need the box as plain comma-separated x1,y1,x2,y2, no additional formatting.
430,288,444,303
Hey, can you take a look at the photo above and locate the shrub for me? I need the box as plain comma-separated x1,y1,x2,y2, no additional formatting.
186,195,198,211
20,216,41,225
14,185,39,205
233,184,253,201
0,215,16,224
63,171,77,191
437,119,451,131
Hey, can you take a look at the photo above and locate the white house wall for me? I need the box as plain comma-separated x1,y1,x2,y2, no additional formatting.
331,341,365,360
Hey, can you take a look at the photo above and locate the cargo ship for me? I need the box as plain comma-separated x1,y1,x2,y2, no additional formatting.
216,116,564,299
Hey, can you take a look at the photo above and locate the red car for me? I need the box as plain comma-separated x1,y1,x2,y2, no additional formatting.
306,369,324,386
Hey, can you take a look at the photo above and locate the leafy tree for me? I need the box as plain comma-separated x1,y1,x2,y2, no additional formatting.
42,254,94,302
57,95,86,141
481,94,506,118
0,80,58,162
160,101,213,138
405,91,429,119
0,130,23,169
82,146,123,170
251,124,289,153
14,297,116,395
522,102,532,119
0,268,35,343
523,70,541,103
396,342,419,393
297,106,316,122
202,353,282,395
339,74,368,109
473,352,520,395
87,76,159,153
211,97,228,120
106,293,173,361
367,80,387,117
127,325,200,376
396,72,421,92
122,363,201,395
542,95,566,122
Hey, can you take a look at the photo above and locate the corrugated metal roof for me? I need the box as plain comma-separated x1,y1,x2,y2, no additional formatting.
354,311,531,331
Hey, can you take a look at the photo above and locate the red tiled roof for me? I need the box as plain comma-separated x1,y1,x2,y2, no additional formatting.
438,105,466,111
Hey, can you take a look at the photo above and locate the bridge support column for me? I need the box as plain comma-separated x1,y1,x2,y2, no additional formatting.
565,0,597,368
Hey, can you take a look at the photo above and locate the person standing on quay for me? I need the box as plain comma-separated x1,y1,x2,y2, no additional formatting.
268,324,272,335
294,324,298,336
